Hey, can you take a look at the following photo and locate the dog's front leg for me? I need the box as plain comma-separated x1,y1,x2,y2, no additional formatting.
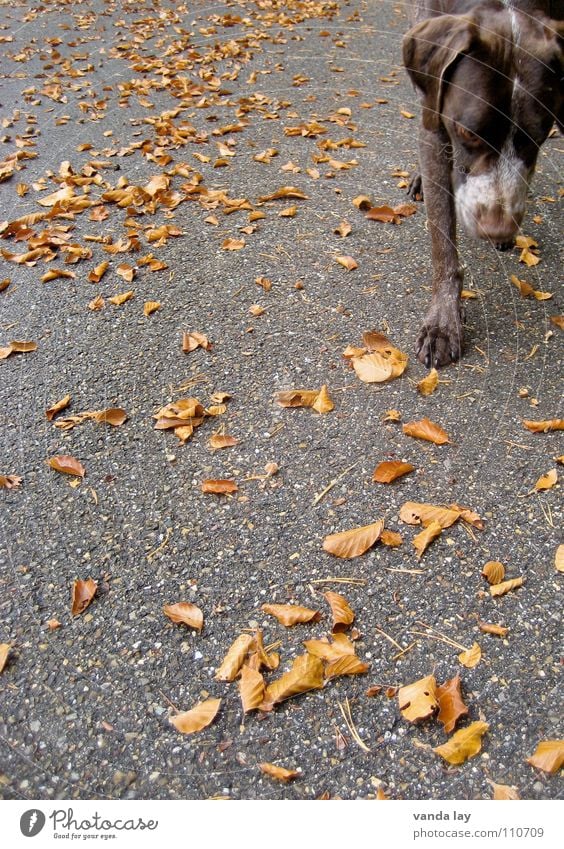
416,126,464,368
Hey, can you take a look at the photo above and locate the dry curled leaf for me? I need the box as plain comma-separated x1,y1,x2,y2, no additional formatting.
215,634,254,682
555,545,564,573
163,602,203,632
182,331,211,352
276,387,332,412
489,781,520,800
208,434,239,450
48,455,85,477
304,633,356,662
373,460,414,484
417,368,439,396
490,577,524,597
0,643,10,674
312,384,334,413
526,740,564,774
436,675,469,734
413,520,442,558
325,654,370,679
380,529,403,547
323,591,355,632
534,469,558,491
458,642,482,668
143,301,161,317
523,419,564,433
403,417,450,445
399,501,461,529
261,653,324,709
323,519,384,559
398,675,438,723
433,721,489,765
201,479,238,495
262,604,322,627
239,666,266,713
0,474,22,489
71,578,97,616
335,255,358,271
108,290,134,306
46,394,71,421
0,340,37,360
478,622,509,638
259,763,300,783
170,698,221,734
481,561,505,585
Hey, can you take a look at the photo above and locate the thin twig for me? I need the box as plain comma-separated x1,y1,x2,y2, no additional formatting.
146,527,172,561
384,567,425,574
310,577,366,585
338,698,370,753
312,461,358,506
374,626,403,651
410,629,467,652
392,641,417,661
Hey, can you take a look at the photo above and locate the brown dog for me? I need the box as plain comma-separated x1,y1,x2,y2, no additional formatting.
403,1,563,367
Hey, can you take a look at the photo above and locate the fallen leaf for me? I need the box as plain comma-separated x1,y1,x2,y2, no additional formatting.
417,368,439,396
261,653,324,708
489,782,520,800
259,763,300,782
47,619,61,630
323,519,384,559
201,479,238,495
239,666,266,713
335,221,351,237
41,268,76,283
182,331,211,352
0,643,10,674
526,740,564,774
48,455,85,477
312,384,334,413
143,301,161,317
556,545,564,573
325,654,370,679
71,578,97,616
523,419,564,433
0,474,22,489
351,352,393,382
262,604,322,627
481,561,505,585
215,634,254,682
249,304,265,316
258,186,308,202
403,417,450,445
163,602,204,632
222,238,245,251
0,340,37,360
458,642,482,668
304,633,356,662
399,501,461,529
92,408,127,427
478,622,509,638
46,394,71,421
373,460,414,483
490,577,524,597
534,469,558,491
170,698,221,734
550,315,564,330
436,675,469,733
335,255,358,271
398,675,438,722
208,434,239,450
413,520,442,557
323,591,355,632
433,721,489,765
108,290,134,306
380,529,403,547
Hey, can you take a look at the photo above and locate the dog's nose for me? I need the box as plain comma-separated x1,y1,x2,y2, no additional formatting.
476,203,521,243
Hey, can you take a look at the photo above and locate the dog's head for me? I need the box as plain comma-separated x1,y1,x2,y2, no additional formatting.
403,6,563,246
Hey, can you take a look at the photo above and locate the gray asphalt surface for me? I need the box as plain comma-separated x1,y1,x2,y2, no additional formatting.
0,0,562,801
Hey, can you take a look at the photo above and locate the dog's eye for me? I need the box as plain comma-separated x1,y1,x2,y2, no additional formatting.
455,124,481,146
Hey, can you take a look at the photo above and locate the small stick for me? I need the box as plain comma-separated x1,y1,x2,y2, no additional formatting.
310,577,366,585
312,461,358,506
338,698,370,753
146,526,172,561
374,626,403,651
392,641,417,661
410,629,468,652
384,567,425,574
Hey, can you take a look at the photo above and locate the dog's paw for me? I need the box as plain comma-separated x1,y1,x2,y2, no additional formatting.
407,171,423,202
416,305,463,368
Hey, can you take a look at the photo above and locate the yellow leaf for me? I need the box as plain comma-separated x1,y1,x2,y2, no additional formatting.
262,653,324,708
413,520,442,558
258,763,300,782
335,255,358,271
45,394,71,421
143,301,161,316
325,655,370,679
239,666,266,713
108,290,134,306
399,501,461,529
170,698,221,734
208,434,239,450
433,721,489,765
458,642,482,668
403,417,450,444
262,604,322,627
481,561,505,585
304,633,356,662
373,460,414,483
0,643,10,674
398,675,438,722
556,545,564,573
526,740,564,774
352,352,393,383
323,591,355,632
417,368,439,396
215,634,254,681
523,419,564,433
323,519,384,559
478,622,509,638
312,384,334,413
490,577,524,597
534,469,557,491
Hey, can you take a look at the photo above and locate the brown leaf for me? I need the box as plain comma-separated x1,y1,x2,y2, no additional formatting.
143,301,161,317
335,255,358,271
41,268,76,283
334,220,351,237
550,315,564,330
373,460,414,483
351,353,393,383
312,384,334,413
46,394,71,421
323,591,355,632
556,545,564,573
523,419,564,433
534,469,558,491
304,633,356,662
71,578,97,616
0,474,22,489
490,577,524,597
399,501,461,529
258,186,308,202
215,634,254,682
482,561,505,585
258,763,300,783
323,519,384,559
170,698,221,734
403,417,450,444
208,434,239,450
182,331,211,352
436,675,469,733
201,479,238,495
92,408,128,427
0,643,10,674
48,455,85,477
458,642,482,668
163,602,203,632
262,653,324,708
380,529,403,547
222,238,245,251
526,740,564,774
116,264,136,283
325,655,370,679
433,721,489,765
417,368,439,396
489,781,520,800
108,290,134,306
398,675,438,722
413,520,442,558
478,622,509,638
239,666,266,713
262,604,322,627
0,340,37,360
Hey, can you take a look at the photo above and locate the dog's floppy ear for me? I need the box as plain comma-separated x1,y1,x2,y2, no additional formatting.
403,15,477,131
